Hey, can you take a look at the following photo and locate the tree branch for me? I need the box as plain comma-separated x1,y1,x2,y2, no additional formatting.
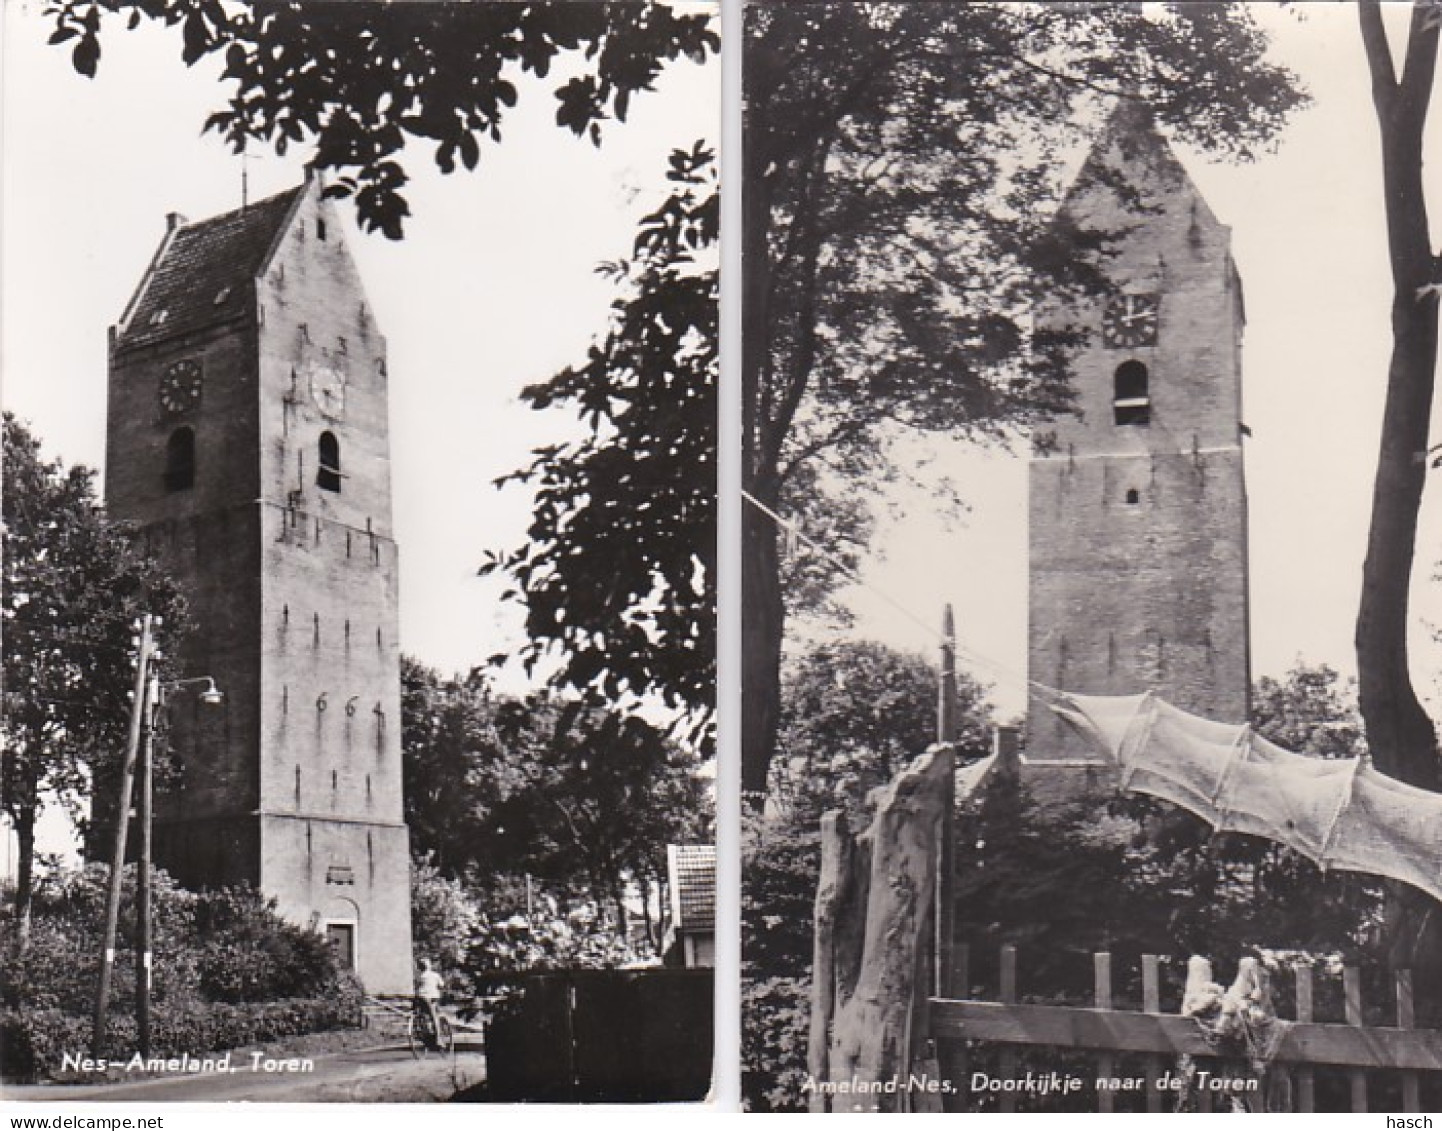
1360,1,1400,116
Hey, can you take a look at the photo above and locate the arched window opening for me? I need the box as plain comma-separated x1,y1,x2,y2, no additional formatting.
1114,361,1151,426
1125,488,1140,506
164,427,195,491
317,431,342,492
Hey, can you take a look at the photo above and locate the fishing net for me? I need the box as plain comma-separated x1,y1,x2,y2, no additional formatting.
1050,691,1442,903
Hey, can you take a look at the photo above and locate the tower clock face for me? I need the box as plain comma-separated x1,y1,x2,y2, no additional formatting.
158,358,202,416
308,363,348,420
1102,293,1160,348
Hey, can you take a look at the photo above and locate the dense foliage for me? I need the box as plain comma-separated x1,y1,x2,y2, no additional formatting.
481,144,717,748
47,0,717,239
411,861,638,1018
403,658,710,902
0,863,361,1079
2,414,187,941
769,640,991,818
403,658,711,985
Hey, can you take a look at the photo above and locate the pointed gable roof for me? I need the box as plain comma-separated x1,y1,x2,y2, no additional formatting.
114,184,305,353
1059,99,1218,231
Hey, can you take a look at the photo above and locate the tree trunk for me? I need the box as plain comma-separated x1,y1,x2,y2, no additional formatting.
13,806,35,953
814,746,953,1112
1356,1,1442,792
741,494,785,801
741,78,785,802
1357,1,1442,999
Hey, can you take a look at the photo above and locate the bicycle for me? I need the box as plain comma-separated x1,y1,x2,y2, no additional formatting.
407,999,454,1058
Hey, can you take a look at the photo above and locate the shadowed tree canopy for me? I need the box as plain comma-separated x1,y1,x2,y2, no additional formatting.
769,639,990,820
1251,662,1367,763
480,144,717,748
2,414,187,944
401,657,711,906
46,0,718,238
739,3,1307,799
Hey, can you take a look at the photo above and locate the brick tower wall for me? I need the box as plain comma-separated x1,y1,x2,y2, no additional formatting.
253,188,411,994
104,182,412,994
1027,111,1252,764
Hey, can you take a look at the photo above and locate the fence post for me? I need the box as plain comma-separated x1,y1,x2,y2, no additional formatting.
809,811,852,1113
1094,952,1114,1113
1142,955,1162,1113
998,945,1017,1114
1343,966,1367,1113
945,944,970,1112
1294,965,1314,1113
1397,969,1419,1113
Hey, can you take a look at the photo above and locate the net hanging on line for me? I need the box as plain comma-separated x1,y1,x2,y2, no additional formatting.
1049,691,1442,904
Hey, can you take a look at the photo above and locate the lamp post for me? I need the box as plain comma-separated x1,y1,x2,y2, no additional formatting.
92,615,154,1058
135,675,224,1059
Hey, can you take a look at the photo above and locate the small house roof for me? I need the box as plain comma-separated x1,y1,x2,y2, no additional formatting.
668,844,715,933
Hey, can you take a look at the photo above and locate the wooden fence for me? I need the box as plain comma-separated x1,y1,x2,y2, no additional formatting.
930,945,1442,1113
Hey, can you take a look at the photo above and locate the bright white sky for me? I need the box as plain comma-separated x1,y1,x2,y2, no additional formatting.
831,4,1442,722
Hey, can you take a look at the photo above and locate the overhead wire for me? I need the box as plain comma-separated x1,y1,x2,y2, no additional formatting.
740,489,1067,706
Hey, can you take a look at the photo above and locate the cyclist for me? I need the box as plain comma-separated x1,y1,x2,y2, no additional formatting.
414,957,445,1048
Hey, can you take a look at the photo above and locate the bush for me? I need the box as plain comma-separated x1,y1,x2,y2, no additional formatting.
192,887,342,1003
410,865,641,1015
0,862,364,1080
0,986,364,1083
741,975,811,1113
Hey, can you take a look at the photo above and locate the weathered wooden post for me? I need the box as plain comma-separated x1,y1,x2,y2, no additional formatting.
810,810,853,1112
818,748,952,1111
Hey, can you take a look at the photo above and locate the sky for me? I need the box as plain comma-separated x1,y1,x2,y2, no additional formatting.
830,3,1442,722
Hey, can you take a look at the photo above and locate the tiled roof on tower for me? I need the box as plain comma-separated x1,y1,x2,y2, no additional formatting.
114,185,304,352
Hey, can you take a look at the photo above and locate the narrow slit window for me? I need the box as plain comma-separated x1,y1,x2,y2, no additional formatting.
1113,360,1151,426
316,218,327,241
317,431,342,492
164,427,195,491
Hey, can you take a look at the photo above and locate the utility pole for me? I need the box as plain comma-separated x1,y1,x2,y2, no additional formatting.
93,613,154,1058
935,604,958,998
136,670,160,1059
935,605,964,1111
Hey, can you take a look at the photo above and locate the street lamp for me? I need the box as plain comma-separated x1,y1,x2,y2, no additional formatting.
136,673,225,1058
92,610,225,1060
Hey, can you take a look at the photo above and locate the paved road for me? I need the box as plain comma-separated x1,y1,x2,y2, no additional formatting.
5,1042,485,1103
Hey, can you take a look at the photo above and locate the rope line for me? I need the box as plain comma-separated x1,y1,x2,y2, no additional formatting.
741,489,1065,703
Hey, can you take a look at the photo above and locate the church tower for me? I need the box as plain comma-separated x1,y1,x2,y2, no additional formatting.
105,178,413,994
1027,104,1252,768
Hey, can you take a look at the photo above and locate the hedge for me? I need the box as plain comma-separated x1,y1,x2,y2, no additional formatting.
0,985,364,1084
